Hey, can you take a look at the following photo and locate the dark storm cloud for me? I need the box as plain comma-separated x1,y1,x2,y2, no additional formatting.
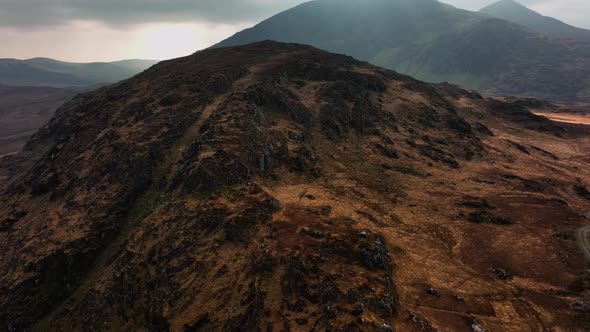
0,0,588,29
0,0,304,28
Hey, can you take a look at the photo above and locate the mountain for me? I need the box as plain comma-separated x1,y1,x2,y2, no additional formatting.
480,0,590,40
1,41,589,331
0,58,159,88
214,0,590,103
0,84,79,156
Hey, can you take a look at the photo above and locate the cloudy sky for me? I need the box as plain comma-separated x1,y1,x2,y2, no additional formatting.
0,0,588,62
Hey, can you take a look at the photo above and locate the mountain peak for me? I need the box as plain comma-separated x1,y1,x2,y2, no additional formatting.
480,0,539,16
215,0,590,103
480,0,590,39
493,0,525,6
494,0,525,6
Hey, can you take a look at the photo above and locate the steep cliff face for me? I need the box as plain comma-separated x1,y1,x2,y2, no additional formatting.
1,41,589,331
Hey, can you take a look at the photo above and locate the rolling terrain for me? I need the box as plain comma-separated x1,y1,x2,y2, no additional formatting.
215,0,590,103
1,41,589,331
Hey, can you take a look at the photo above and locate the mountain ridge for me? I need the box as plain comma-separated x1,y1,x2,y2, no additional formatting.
214,0,590,103
479,0,590,40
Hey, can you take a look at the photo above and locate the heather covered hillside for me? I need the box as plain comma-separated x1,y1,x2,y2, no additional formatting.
1,41,589,331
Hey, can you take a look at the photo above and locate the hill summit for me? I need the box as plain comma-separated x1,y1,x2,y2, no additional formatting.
1,41,589,331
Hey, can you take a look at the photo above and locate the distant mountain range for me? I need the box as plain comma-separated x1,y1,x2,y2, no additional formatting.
215,0,590,103
0,58,159,88
480,0,590,40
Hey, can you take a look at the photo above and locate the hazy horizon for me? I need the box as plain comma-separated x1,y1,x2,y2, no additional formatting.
1,0,588,62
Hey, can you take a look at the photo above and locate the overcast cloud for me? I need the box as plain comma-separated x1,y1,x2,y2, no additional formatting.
1,0,588,29
0,0,303,28
0,0,588,61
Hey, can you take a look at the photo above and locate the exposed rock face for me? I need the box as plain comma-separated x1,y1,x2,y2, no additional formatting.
0,41,589,331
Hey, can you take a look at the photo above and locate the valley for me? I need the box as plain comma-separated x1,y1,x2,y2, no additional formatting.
0,84,77,155
0,57,158,156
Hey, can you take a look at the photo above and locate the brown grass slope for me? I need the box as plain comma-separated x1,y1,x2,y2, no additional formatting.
0,41,589,331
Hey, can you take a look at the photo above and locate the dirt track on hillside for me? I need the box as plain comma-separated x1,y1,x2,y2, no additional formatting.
535,112,590,125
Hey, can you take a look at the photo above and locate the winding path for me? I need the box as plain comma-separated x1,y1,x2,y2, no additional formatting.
0,152,16,159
